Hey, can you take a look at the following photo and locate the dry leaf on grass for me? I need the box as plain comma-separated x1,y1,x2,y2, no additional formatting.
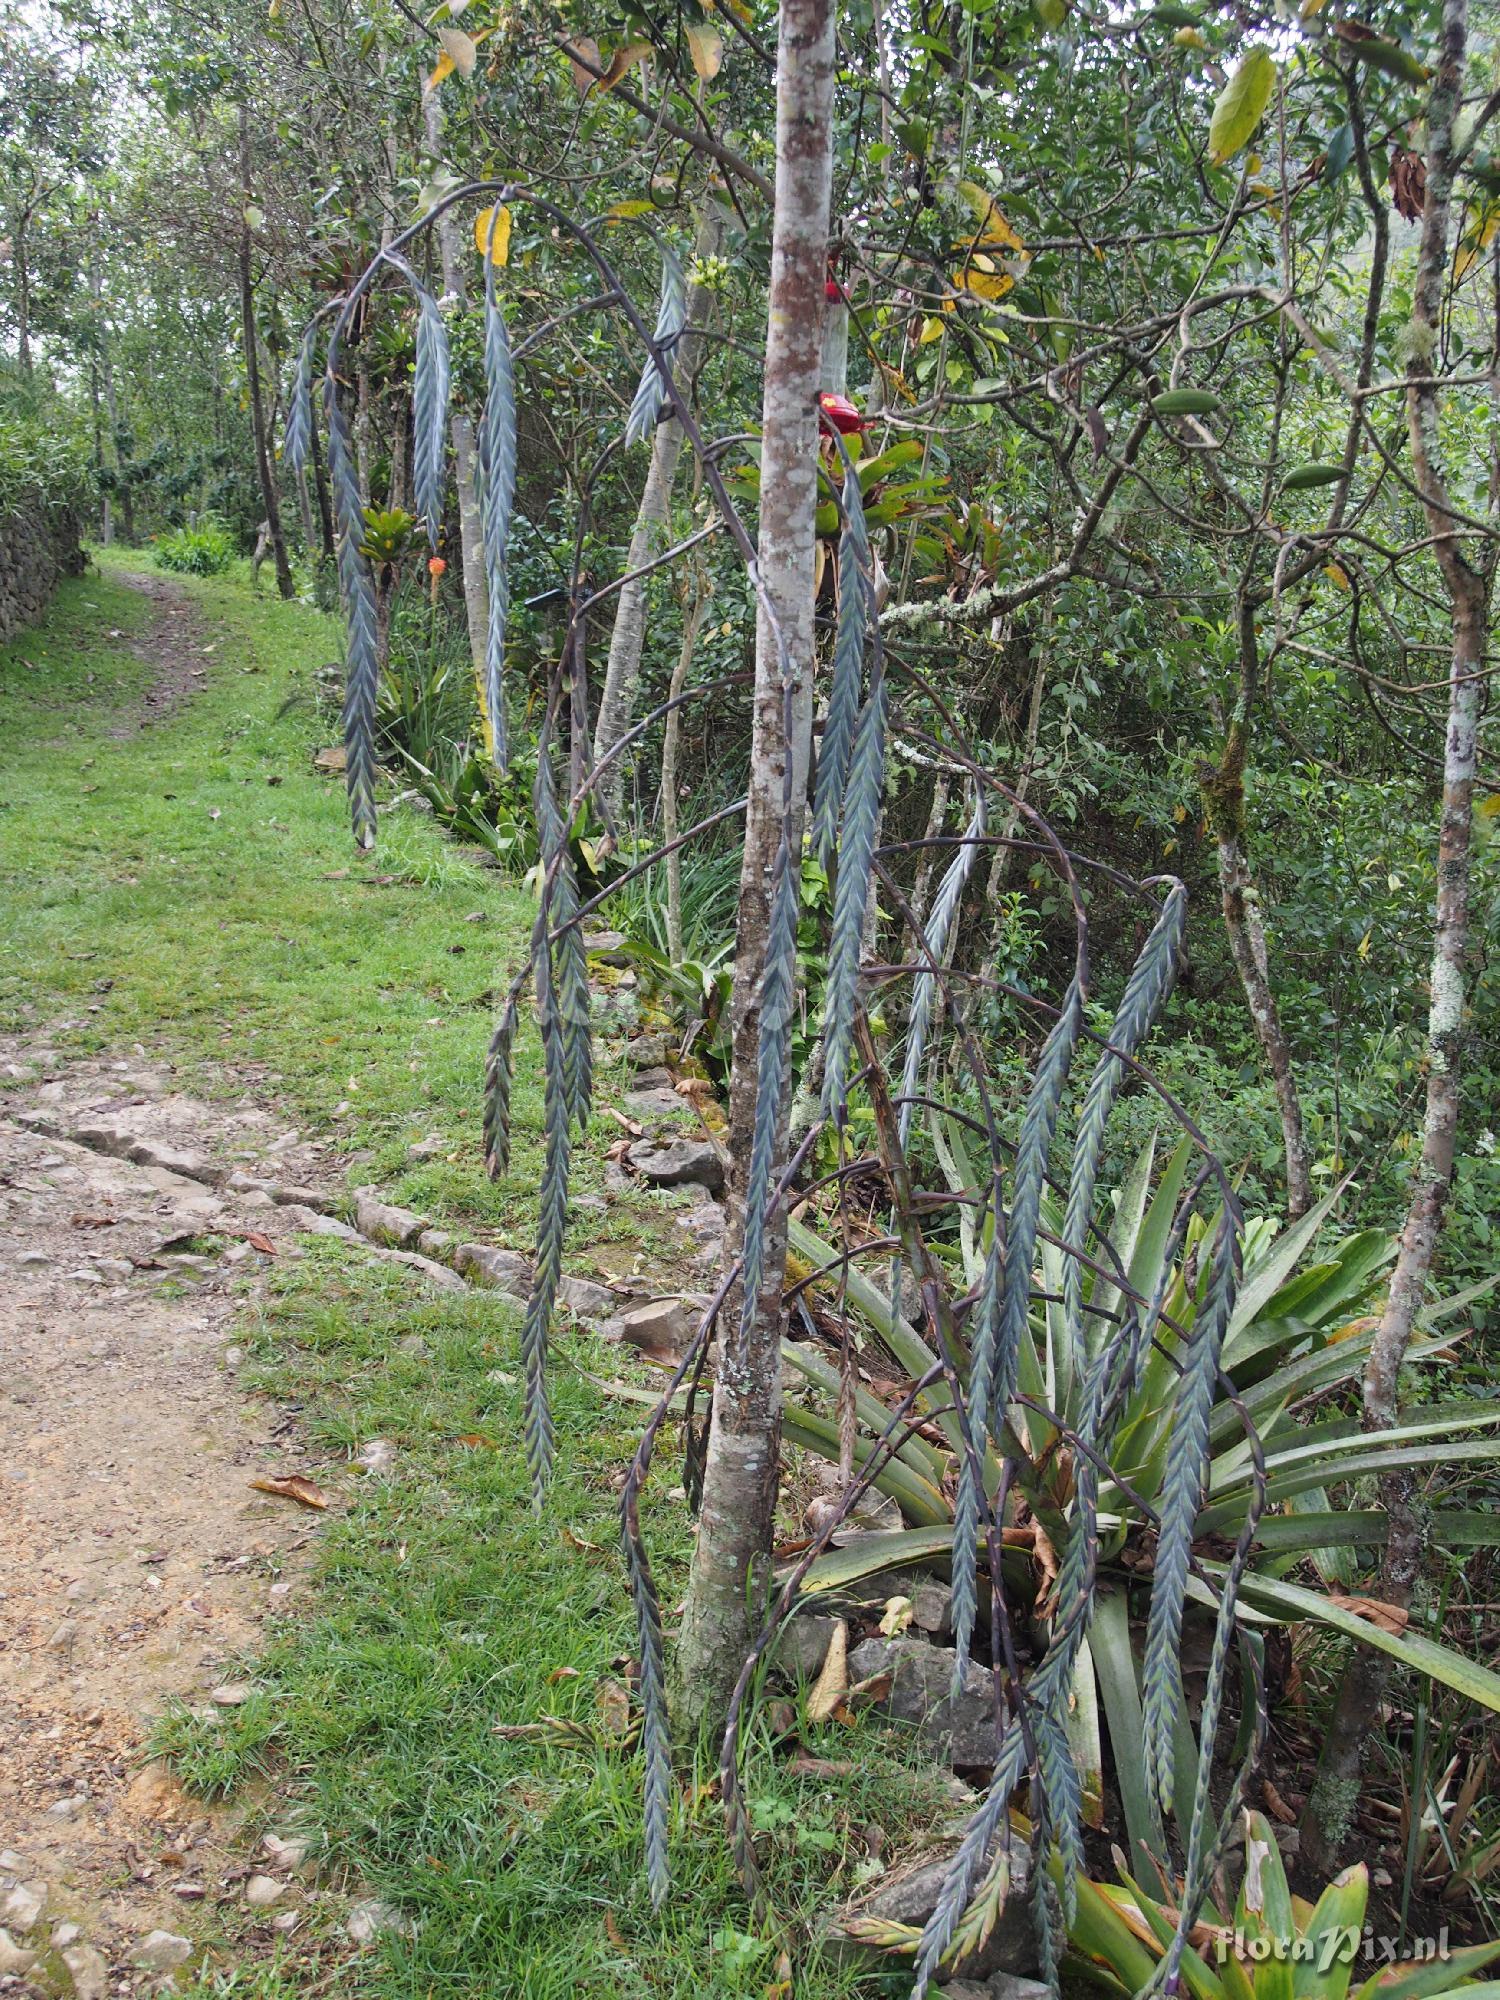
1327,1590,1410,1634
595,1677,633,1741
806,1619,849,1723
249,1474,327,1510
879,1594,914,1637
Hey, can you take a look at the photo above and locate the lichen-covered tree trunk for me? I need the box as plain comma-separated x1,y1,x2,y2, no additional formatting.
1301,0,1488,1866
423,91,491,723
670,0,835,1734
591,207,724,814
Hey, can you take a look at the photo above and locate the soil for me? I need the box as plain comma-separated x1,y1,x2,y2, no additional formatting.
0,1039,346,1991
1,573,344,1991
108,569,218,737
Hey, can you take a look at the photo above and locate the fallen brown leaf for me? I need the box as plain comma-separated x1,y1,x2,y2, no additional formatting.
604,1909,629,1950
807,1620,849,1724
249,1474,327,1510
1327,1590,1409,1635
1262,1779,1297,1825
595,1677,633,1741
240,1230,277,1255
788,1752,856,1779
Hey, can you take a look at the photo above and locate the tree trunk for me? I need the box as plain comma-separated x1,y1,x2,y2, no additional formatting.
663,557,713,963
238,108,295,600
670,0,835,1734
1200,601,1314,1218
1300,0,1487,1869
423,89,491,716
87,240,114,545
591,207,724,813
15,209,31,378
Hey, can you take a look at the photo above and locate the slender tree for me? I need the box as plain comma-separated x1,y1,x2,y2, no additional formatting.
1302,0,1495,1863
671,0,837,1730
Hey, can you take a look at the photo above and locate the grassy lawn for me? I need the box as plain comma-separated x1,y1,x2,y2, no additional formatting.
1,552,936,1999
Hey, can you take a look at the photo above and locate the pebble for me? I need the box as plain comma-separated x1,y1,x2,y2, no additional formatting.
15,1250,50,1268
46,1619,79,1651
0,1930,37,1976
346,1898,407,1943
0,1882,44,1932
133,1930,192,1971
52,1921,81,1948
209,1683,254,1706
61,1941,109,1999
224,1345,244,1368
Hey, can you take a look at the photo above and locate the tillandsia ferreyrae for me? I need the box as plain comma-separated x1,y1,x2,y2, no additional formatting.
307,185,1264,1997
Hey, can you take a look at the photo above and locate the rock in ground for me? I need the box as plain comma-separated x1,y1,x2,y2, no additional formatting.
617,1297,705,1359
353,1189,427,1248
133,1929,193,1970
453,1243,532,1297
829,1840,1035,1982
847,1636,1000,1767
628,1136,723,1193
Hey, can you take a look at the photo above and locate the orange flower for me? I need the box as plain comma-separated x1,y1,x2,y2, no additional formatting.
428,555,448,577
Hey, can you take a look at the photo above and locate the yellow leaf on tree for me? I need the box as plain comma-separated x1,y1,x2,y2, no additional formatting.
918,315,946,343
606,198,656,221
474,204,513,266
1454,201,1500,281
1325,560,1350,590
437,24,477,75
952,263,1014,301
955,178,1024,252
563,35,602,91
685,19,723,79
426,49,455,89
599,38,653,90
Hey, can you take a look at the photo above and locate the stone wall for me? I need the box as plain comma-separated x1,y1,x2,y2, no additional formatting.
0,502,84,642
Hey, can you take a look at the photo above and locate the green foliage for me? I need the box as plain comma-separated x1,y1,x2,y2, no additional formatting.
0,395,92,518
154,516,237,575
1067,1810,1500,1999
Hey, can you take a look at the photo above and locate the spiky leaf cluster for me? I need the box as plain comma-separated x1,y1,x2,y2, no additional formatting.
412,284,452,545
478,244,517,768
625,247,687,448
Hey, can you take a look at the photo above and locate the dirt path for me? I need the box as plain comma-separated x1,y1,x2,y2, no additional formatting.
0,574,345,1994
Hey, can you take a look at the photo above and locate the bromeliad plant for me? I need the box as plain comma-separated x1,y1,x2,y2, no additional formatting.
1068,1810,1500,2000
301,181,1500,2000
779,1135,1500,1887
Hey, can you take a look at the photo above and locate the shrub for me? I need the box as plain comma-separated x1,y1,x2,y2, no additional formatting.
154,517,236,576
